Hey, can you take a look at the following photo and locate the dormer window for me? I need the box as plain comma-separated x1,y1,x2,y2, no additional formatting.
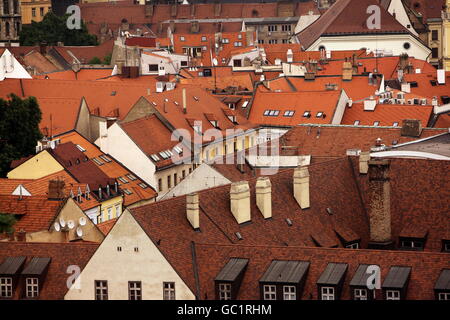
382,266,411,300
215,258,248,300
435,269,450,300
283,110,295,117
218,283,231,300
210,120,219,128
25,278,39,298
303,111,311,118
442,240,450,252
386,290,401,300
317,263,348,300
321,287,335,300
399,237,425,251
228,115,237,124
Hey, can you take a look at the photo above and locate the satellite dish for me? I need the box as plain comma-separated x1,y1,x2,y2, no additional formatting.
76,227,83,238
79,217,87,226
59,217,66,227
67,220,75,229
54,222,61,232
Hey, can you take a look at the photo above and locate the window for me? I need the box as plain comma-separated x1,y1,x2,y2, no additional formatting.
222,38,229,44
233,59,242,67
432,30,438,41
386,290,400,300
354,120,360,126
234,41,242,47
354,288,367,300
218,283,231,300
149,64,159,72
138,182,148,189
126,174,137,181
268,25,278,32
237,34,242,39
95,280,108,300
303,111,311,118
346,242,359,249
201,36,207,42
403,42,411,50
443,241,450,252
400,239,424,250
180,36,185,41
181,60,188,67
99,155,112,163
158,179,162,192
0,277,12,298
129,281,142,300
282,39,289,44
283,110,295,117
92,158,104,166
163,282,175,300
438,292,450,300
32,8,36,17
321,287,335,300
118,177,129,184
40,7,44,16
268,39,278,44
316,112,324,118
393,122,399,127
373,121,380,126
174,173,178,186
107,207,112,220
283,285,296,300
432,47,439,59
258,39,265,44
115,204,121,217
123,189,133,195
263,285,276,300
167,175,171,189
25,278,39,298
281,24,291,32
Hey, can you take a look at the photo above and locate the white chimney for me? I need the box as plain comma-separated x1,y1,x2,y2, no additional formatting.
287,49,293,63
182,88,187,114
359,151,370,174
347,98,353,107
364,97,377,111
99,120,108,154
437,69,446,84
256,177,272,219
230,181,251,224
432,96,438,106
293,166,310,209
186,193,199,230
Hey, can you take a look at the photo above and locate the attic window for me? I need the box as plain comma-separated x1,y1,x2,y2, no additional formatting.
201,36,207,42
326,208,333,215
354,120,360,126
180,36,185,41
193,96,199,101
138,183,148,189
283,111,295,117
286,218,293,226
111,91,117,96
242,101,249,108
174,101,179,106
123,189,133,195
150,154,160,162
410,81,418,88
118,177,129,184
92,158,104,166
373,121,380,126
393,122,399,127
316,112,325,118
235,232,243,240
0,278,12,298
174,146,183,154
442,240,450,252
126,174,137,181
76,145,86,152
264,110,280,117
303,111,311,118
99,155,112,163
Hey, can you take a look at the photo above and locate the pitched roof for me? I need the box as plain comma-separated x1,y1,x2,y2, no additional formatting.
297,0,411,48
0,242,98,299
341,103,433,127
195,243,450,299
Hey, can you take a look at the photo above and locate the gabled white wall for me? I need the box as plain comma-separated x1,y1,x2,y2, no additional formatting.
94,122,157,188
140,51,188,75
332,89,350,125
228,49,260,67
0,49,32,81
387,0,418,37
65,209,195,300
158,163,231,200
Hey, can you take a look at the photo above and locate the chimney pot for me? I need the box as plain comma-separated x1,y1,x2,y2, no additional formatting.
230,181,251,224
186,193,200,230
293,166,310,209
256,177,272,219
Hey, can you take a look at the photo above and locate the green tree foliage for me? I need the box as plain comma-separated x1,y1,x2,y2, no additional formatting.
19,12,97,46
0,214,17,234
0,95,43,177
103,53,112,65
88,57,102,64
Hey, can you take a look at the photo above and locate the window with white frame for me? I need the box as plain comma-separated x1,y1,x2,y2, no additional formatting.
283,285,296,300
218,283,231,300
129,281,142,300
222,38,229,44
95,280,108,300
321,287,335,300
438,292,450,300
26,278,39,298
201,36,207,42
386,290,400,300
0,277,12,298
268,25,278,32
400,240,424,249
346,242,359,249
354,288,367,300
234,41,242,47
263,285,276,300
163,282,176,300
180,36,185,41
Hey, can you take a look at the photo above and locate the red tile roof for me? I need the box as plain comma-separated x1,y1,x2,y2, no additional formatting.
195,243,450,300
341,103,433,127
0,242,98,299
403,71,450,105
96,218,118,236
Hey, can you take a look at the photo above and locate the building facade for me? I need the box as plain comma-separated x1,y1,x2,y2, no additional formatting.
20,0,51,25
0,0,21,42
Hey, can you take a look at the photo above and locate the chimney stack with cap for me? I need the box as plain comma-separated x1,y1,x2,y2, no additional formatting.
256,177,272,219
359,151,370,174
367,159,393,249
230,181,251,224
48,180,65,200
186,193,200,230
293,166,310,209
182,88,187,114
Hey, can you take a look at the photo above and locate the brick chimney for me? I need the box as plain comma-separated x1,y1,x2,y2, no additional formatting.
256,177,272,219
293,166,310,209
17,230,26,242
48,180,65,200
367,159,393,249
359,151,370,174
230,181,251,224
186,193,199,230
401,119,422,137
